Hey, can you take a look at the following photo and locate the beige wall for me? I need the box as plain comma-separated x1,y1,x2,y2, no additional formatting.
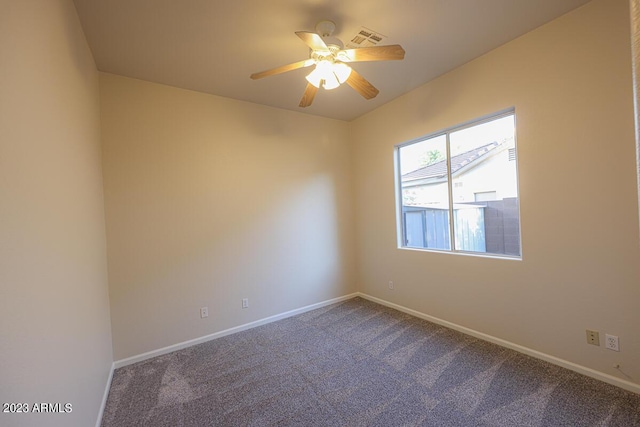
0,1,113,426
100,73,356,360
352,0,640,387
632,0,640,234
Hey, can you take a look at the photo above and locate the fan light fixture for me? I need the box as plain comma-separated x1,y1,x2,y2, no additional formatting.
249,20,405,107
305,60,352,90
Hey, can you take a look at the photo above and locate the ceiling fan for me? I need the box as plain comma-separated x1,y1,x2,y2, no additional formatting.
250,21,405,108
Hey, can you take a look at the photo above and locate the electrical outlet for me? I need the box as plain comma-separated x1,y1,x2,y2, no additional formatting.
586,329,599,346
200,307,208,318
388,281,394,290
605,334,619,351
242,298,249,309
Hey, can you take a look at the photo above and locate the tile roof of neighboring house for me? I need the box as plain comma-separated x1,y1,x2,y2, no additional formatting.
402,141,501,182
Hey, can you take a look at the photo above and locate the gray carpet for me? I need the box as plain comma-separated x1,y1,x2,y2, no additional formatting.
101,297,640,426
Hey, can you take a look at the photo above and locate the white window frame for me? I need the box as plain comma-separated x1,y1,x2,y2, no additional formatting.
394,108,522,259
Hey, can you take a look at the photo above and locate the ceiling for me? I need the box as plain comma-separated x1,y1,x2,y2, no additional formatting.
73,0,592,122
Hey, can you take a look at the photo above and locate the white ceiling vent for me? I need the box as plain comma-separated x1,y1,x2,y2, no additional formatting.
346,27,387,48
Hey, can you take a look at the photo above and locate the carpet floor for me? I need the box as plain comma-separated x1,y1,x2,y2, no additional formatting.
101,297,640,426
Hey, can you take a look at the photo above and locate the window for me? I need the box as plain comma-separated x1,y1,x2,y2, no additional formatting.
474,191,497,202
396,111,521,258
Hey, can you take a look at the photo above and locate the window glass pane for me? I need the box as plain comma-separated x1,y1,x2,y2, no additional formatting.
399,135,451,250
396,111,521,258
449,115,520,256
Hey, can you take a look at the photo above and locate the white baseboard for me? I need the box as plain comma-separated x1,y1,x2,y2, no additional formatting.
95,362,115,427
357,292,640,395
113,293,359,369
110,291,638,395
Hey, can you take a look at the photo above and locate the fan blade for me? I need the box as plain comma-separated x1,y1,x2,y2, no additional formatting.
299,83,318,107
250,59,315,80
295,31,329,52
345,69,379,100
338,45,405,62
